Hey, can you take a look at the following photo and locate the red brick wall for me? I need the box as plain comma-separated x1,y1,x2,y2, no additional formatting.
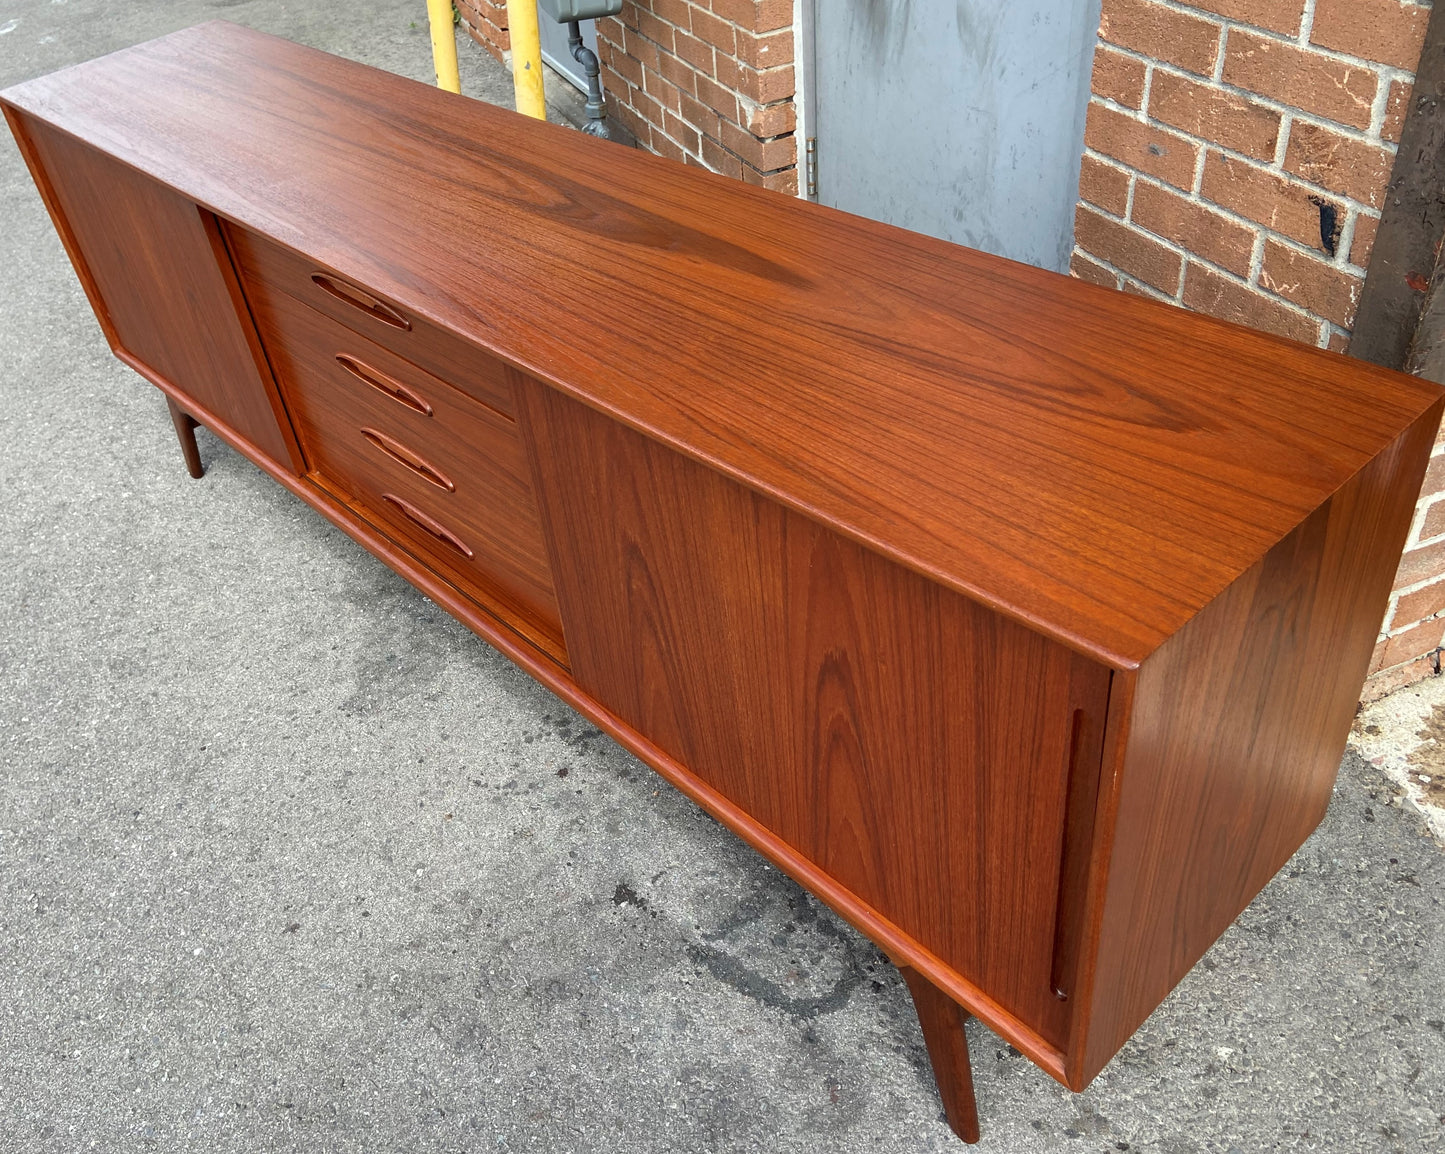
458,1,798,193
1072,0,1427,345
1070,0,1444,699
456,0,509,61
1366,433,1445,700
594,1,797,192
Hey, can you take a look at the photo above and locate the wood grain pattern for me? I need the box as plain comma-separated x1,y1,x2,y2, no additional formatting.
4,22,1440,668
251,291,564,660
166,397,205,479
1077,394,1444,1085
11,110,300,472
901,967,981,1145
518,378,1112,1049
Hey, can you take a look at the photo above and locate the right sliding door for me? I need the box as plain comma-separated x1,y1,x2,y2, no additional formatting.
518,379,1112,1051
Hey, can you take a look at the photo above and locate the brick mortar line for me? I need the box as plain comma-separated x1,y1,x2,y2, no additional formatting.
1399,545,1445,588
1085,96,1391,270
699,7,798,44
661,124,795,177
1298,0,1320,46
1190,133,1207,195
604,34,797,118
1376,622,1445,654
1072,248,1243,317
1404,498,1428,552
1135,0,1298,41
1255,211,1365,274
1335,208,1362,271
1082,143,1379,277
1248,229,1268,286
1369,651,1439,677
1087,261,1173,301
1403,541,1445,572
1068,244,1133,290
1084,4,1426,344
1404,491,1445,547
1126,0,1422,77
1088,87,1400,184
1069,234,1322,337
1272,111,1292,167
1399,464,1445,524
661,117,797,178
1367,58,1397,136
1096,42,1413,153
610,13,796,77
1382,587,1445,637
603,49,796,140
735,92,796,115
1131,0,1266,33
1073,207,1334,330
1121,273,1175,302
625,105,799,173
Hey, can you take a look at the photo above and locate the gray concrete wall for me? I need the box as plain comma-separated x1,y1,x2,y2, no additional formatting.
811,0,1102,271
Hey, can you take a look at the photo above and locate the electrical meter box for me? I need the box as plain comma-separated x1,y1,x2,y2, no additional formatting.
537,0,623,21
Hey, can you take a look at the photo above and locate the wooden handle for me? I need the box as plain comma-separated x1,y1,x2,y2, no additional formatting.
311,271,411,330
1049,708,1100,1003
361,427,455,491
335,354,433,416
381,492,473,558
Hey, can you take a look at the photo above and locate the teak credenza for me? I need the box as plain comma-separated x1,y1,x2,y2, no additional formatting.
5,22,1441,1143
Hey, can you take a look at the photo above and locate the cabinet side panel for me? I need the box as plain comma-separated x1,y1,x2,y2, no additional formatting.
519,379,1112,1046
1079,400,1442,1084
15,114,296,468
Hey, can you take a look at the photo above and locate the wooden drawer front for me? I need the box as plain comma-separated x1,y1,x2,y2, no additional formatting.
256,297,564,657
225,223,516,419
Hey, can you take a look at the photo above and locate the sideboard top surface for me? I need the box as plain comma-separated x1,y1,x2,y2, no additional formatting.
5,21,1438,668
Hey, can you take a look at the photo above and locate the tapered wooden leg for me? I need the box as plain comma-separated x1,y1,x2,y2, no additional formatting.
900,966,981,1144
166,397,205,478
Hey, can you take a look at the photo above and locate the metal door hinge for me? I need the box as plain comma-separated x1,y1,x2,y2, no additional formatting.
805,137,818,200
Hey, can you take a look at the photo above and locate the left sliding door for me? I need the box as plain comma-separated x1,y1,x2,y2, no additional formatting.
5,111,300,472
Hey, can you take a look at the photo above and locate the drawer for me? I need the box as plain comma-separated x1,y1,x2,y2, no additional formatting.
225,223,516,419
254,295,565,660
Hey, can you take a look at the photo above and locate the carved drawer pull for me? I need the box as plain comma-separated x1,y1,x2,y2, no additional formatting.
361,427,456,492
381,492,474,559
311,271,412,330
335,354,433,416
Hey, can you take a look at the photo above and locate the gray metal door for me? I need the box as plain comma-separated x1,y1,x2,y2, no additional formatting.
537,16,599,92
806,0,1102,272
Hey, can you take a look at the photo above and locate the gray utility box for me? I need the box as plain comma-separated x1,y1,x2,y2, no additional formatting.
537,0,622,20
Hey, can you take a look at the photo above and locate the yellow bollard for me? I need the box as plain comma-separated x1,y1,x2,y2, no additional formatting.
505,0,547,120
426,0,461,93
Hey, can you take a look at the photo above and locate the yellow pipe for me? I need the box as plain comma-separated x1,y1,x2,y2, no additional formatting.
506,0,547,120
426,0,461,93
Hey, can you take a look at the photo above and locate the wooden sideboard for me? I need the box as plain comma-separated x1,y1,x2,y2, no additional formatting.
5,22,1440,1143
